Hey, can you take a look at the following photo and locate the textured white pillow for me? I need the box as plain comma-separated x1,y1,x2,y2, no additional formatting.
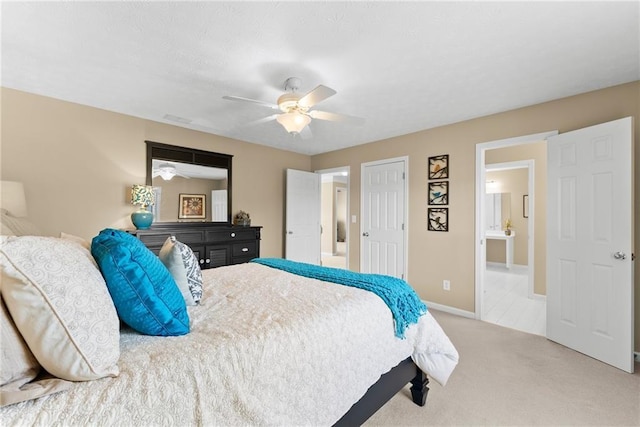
0,236,120,381
0,209,41,236
0,297,72,407
0,297,39,387
59,232,90,249
0,221,15,236
159,236,203,305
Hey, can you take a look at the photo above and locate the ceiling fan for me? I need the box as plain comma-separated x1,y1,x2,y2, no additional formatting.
223,77,364,138
152,162,190,181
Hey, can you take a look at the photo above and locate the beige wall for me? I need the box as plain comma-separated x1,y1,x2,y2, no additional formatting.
0,88,310,258
311,81,640,351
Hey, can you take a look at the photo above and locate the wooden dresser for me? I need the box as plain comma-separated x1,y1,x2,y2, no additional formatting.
128,224,261,269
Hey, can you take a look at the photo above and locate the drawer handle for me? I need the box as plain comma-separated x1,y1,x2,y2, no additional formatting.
241,248,249,252
230,232,236,238
206,259,210,263
199,259,205,264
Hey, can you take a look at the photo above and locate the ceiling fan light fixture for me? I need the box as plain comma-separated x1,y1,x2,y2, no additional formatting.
157,164,177,180
276,112,311,134
277,93,301,112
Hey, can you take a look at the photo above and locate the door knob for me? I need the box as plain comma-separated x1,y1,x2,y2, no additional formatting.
362,232,369,237
613,251,626,260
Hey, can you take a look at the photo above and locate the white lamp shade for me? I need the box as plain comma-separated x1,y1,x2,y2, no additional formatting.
0,181,28,217
276,112,311,134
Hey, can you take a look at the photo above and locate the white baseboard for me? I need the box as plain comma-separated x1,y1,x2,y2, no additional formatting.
422,300,476,319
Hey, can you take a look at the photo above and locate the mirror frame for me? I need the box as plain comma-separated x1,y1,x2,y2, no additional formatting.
145,140,233,226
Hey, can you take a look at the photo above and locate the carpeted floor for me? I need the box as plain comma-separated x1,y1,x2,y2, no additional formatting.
365,310,640,426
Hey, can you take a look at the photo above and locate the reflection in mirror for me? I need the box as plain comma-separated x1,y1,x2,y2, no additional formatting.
151,160,228,222
146,141,232,224
485,192,511,231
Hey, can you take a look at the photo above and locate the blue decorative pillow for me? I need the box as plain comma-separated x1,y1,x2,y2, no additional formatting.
91,229,189,336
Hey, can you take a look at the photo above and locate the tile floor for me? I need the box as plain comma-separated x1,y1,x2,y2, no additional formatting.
482,264,546,336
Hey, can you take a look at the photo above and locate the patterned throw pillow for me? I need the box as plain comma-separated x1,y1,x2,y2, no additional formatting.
159,236,203,305
91,229,190,336
0,236,120,381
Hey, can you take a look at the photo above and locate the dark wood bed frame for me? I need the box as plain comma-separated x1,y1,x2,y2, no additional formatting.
333,357,429,426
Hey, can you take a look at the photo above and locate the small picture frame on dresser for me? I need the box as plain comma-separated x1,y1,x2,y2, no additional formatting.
178,194,206,219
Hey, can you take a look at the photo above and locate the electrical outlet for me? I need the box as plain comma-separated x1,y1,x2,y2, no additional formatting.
443,280,450,291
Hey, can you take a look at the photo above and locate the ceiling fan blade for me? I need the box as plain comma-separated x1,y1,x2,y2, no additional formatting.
310,110,365,125
300,125,313,140
222,95,279,110
244,114,279,127
298,85,337,108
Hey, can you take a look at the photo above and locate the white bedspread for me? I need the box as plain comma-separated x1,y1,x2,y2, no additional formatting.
1,263,458,426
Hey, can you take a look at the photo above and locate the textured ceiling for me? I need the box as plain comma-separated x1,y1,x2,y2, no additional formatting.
2,1,639,156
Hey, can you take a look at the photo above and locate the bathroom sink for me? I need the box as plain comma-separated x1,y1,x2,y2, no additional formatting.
485,230,514,238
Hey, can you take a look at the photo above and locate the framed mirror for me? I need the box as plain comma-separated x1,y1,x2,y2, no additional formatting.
145,141,232,224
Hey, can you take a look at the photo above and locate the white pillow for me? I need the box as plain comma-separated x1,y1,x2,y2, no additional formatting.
59,232,90,249
0,209,41,236
0,222,15,236
0,236,120,381
1,296,39,388
0,297,72,407
159,236,203,305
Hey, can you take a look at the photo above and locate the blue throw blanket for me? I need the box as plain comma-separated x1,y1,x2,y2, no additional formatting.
251,258,427,338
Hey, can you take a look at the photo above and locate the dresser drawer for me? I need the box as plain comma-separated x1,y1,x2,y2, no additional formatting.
207,228,256,242
137,230,205,247
232,241,257,258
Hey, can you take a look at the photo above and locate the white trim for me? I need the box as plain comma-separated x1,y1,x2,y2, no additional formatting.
315,166,351,270
475,131,558,320
360,156,409,280
423,300,476,319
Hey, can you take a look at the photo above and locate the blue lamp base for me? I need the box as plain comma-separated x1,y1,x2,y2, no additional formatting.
131,209,154,230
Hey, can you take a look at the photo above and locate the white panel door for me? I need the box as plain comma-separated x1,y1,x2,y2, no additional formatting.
285,169,321,264
547,117,634,373
361,160,406,278
211,190,227,221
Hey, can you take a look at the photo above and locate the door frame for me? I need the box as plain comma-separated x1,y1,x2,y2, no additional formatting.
475,131,557,320
360,156,409,280
315,166,350,269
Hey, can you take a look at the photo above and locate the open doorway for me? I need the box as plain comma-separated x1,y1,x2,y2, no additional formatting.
317,167,350,269
483,160,543,335
475,131,554,336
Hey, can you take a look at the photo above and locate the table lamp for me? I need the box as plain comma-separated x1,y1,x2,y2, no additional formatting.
130,184,155,229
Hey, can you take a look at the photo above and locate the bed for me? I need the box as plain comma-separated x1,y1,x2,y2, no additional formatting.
0,231,458,426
